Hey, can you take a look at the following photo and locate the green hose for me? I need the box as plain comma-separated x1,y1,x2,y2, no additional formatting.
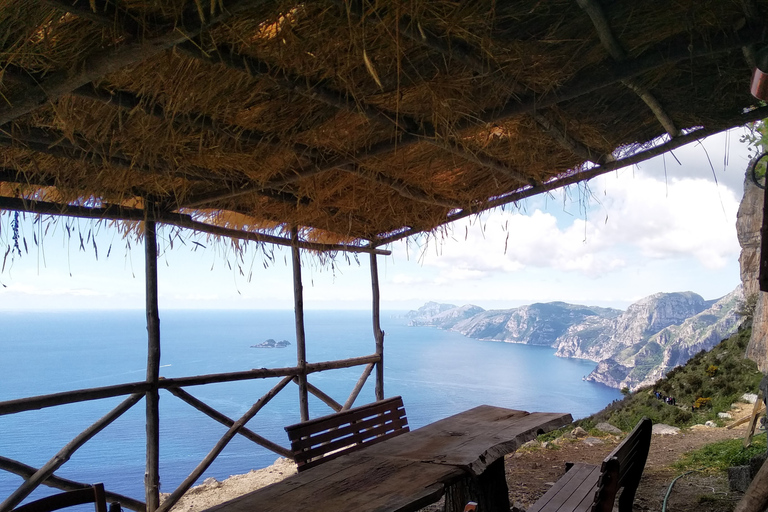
662,468,704,512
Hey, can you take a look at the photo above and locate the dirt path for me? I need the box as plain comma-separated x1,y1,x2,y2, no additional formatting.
506,415,757,512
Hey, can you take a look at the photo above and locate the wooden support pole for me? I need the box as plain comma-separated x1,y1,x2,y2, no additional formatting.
0,455,146,512
342,363,375,411
155,376,293,512
167,387,293,458
370,253,385,401
144,215,161,512
291,227,309,422
0,394,142,512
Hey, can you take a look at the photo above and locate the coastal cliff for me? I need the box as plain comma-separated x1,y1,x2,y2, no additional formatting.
408,288,743,391
737,169,768,371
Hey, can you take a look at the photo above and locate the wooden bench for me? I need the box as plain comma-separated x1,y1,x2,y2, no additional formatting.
527,418,652,512
285,396,409,472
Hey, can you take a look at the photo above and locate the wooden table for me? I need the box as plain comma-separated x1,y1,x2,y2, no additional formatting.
205,406,572,512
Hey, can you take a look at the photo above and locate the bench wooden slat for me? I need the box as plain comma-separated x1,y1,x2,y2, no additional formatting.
294,420,406,463
290,407,407,450
527,463,600,512
285,396,410,472
286,397,405,438
528,418,651,512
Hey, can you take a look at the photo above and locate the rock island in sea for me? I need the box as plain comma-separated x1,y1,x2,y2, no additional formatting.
251,339,291,348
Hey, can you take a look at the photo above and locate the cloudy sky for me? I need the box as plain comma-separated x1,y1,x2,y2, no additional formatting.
0,128,756,311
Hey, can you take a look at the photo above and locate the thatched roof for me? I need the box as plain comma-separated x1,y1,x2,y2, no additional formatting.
0,0,766,253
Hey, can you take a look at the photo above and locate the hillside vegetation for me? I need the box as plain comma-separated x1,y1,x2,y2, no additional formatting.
580,327,764,432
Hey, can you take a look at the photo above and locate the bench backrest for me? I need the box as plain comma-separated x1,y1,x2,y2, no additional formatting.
592,417,652,512
285,396,409,472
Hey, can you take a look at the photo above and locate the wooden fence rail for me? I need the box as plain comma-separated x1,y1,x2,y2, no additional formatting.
0,354,381,416
0,456,146,512
1,357,381,512
0,393,144,512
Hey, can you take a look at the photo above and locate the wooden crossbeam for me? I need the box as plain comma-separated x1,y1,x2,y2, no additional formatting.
0,197,392,255
185,21,767,211
371,104,768,247
0,0,268,127
0,456,145,512
578,0,680,136
336,0,609,166
177,40,534,185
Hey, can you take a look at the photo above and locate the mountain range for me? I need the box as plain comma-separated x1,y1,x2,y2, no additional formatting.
405,286,744,391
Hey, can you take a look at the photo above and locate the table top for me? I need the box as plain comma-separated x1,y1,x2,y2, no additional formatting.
205,406,572,512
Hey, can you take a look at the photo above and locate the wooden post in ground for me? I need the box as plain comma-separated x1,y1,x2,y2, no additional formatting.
291,227,309,421
370,253,384,401
144,214,161,511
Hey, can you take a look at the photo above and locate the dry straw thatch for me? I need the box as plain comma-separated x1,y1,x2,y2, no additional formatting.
0,0,766,252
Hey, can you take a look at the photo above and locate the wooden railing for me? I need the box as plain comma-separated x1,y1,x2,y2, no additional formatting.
0,353,382,512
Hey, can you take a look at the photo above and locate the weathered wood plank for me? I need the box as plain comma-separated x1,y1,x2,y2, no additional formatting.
363,407,571,475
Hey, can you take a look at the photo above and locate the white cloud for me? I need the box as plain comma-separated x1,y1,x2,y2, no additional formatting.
400,170,740,284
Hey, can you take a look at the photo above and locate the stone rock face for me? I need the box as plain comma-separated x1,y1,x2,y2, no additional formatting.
405,302,484,329
584,287,743,390
406,288,743,391
737,171,768,371
453,302,619,346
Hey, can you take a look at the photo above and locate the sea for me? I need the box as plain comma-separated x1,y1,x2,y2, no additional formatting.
0,310,621,503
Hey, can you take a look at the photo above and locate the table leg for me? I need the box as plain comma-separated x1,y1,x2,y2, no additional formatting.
475,458,511,512
443,458,510,512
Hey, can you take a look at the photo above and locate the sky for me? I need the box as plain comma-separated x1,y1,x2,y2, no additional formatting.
0,127,758,312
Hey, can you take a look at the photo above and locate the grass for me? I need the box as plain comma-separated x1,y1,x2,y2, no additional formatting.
579,327,764,431
673,436,767,472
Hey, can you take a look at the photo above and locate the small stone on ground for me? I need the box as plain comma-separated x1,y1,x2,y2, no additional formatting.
652,424,680,435
595,422,622,435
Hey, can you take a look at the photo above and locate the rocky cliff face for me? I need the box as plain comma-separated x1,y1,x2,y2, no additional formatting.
407,288,743,391
555,292,713,361
453,302,619,346
737,171,768,372
584,287,743,389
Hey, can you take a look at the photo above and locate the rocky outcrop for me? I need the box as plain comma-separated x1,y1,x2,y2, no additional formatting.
453,302,619,346
555,292,713,361
585,287,743,390
408,288,743,391
737,170,768,371
406,302,484,328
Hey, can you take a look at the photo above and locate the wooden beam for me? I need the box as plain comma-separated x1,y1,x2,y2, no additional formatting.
337,0,610,171
0,456,145,512
370,253,384,401
0,353,381,416
578,0,680,136
0,382,151,416
179,40,534,185
0,128,235,184
0,394,143,512
0,197,391,255
372,105,768,247
160,354,380,388
531,112,613,164
183,22,767,209
341,363,375,411
154,376,293,512
167,387,293,458
0,0,268,126
340,166,457,209
291,227,310,422
143,214,161,512
294,378,343,412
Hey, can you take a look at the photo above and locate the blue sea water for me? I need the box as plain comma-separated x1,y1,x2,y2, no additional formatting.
0,310,621,504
